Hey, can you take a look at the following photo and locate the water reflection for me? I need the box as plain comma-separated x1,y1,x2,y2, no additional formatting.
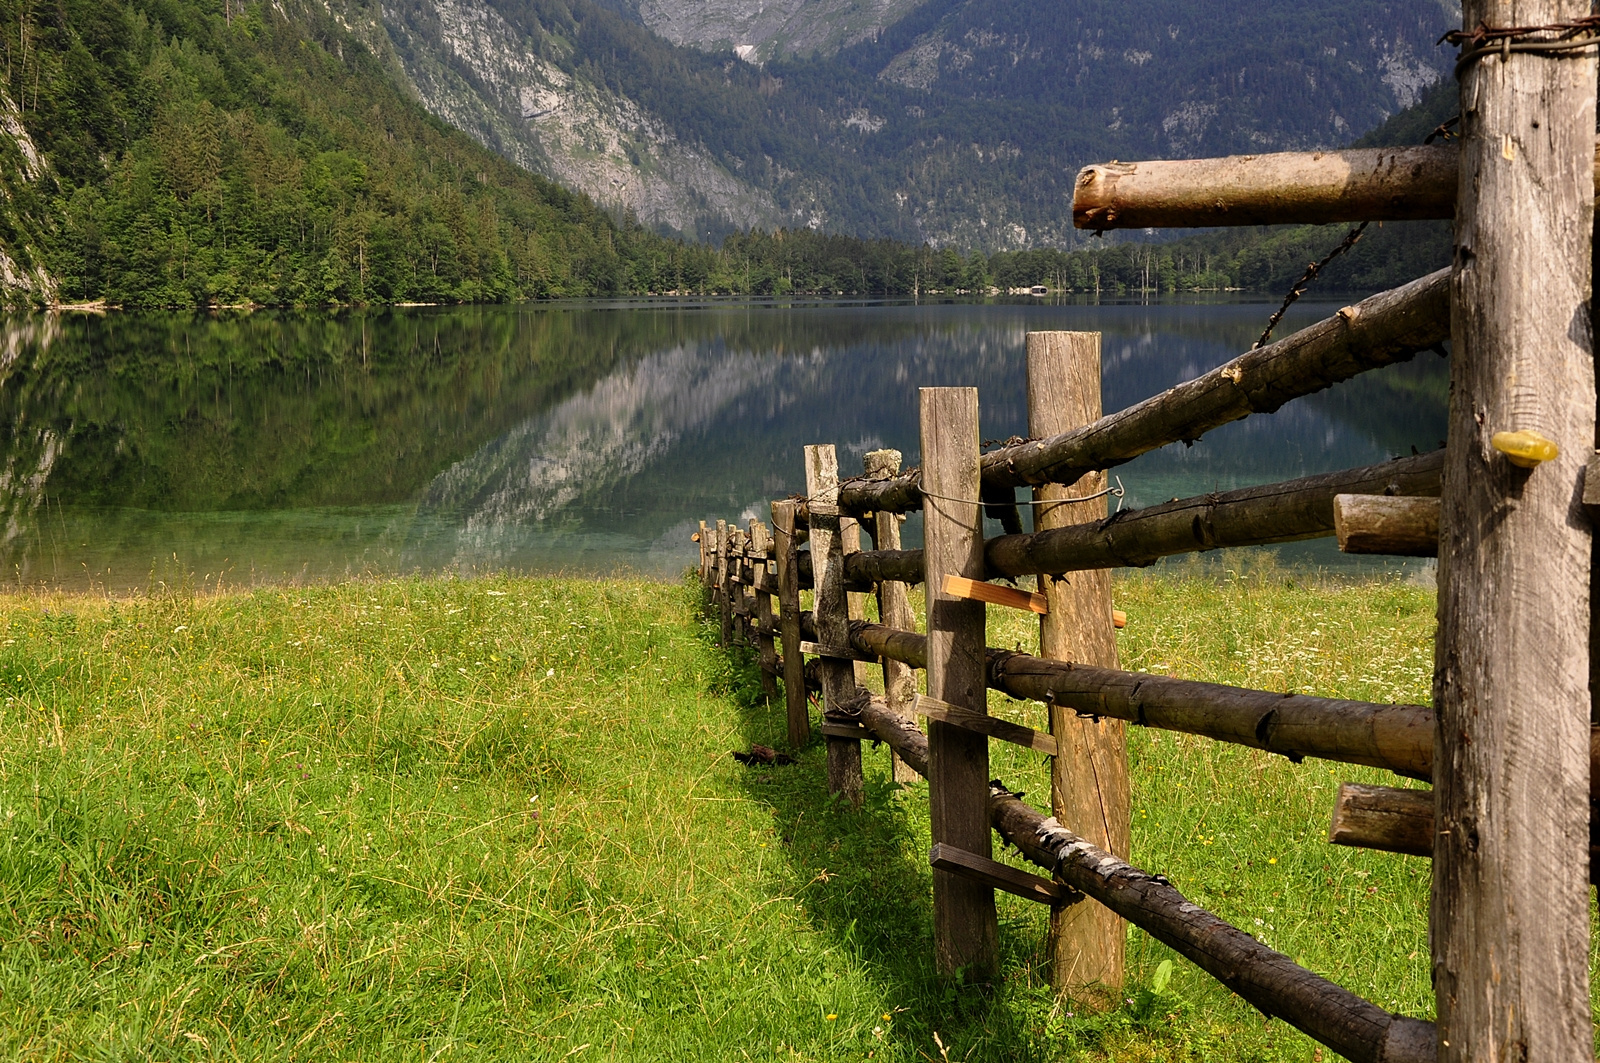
0,299,1447,591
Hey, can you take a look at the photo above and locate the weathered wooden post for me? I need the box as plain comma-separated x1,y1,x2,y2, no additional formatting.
749,519,778,701
715,519,731,645
1028,331,1130,1001
805,445,865,808
865,448,920,784
698,520,709,585
1435,5,1595,1060
771,500,811,747
920,387,999,978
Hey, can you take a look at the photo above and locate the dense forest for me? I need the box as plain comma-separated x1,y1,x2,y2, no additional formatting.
1,0,691,307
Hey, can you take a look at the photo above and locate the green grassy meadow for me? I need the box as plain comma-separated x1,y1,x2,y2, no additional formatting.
0,567,1441,1061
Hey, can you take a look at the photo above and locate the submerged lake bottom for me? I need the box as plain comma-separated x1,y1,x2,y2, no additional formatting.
0,296,1447,593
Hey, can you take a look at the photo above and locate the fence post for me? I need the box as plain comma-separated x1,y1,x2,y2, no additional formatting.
1435,5,1595,1060
698,520,709,586
715,519,731,645
865,448,920,785
805,445,865,808
1028,331,1130,1002
750,519,778,702
920,387,999,978
771,500,811,748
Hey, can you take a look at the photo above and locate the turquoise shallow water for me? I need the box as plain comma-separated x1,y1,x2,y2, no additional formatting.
0,297,1446,591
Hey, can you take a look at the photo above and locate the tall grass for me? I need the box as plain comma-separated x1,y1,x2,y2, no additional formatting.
0,567,1446,1060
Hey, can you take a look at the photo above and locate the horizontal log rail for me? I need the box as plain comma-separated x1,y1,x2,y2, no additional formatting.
1333,495,1440,557
804,614,1433,779
840,691,1433,1063
1326,784,1600,881
827,451,1445,587
834,269,1450,515
1071,138,1600,230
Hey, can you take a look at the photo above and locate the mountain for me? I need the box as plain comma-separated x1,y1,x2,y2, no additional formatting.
371,0,1460,247
0,0,705,308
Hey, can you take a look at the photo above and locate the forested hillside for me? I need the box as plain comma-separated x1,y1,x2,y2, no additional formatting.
0,0,1457,309
0,0,696,307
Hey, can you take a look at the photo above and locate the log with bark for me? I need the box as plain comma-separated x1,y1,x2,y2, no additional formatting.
801,614,1434,780
1071,139,1600,230
832,451,1444,587
843,688,1435,1063
838,270,1450,515
1333,495,1440,557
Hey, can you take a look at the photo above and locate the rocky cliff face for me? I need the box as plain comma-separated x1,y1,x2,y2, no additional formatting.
345,0,1456,250
376,0,788,239
628,0,924,61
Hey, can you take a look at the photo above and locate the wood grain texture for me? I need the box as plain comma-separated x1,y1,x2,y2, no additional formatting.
843,687,1435,1063
771,501,810,747
941,574,1049,614
929,843,1075,905
1028,330,1129,1000
1072,139,1600,231
865,448,921,785
920,387,999,977
749,520,778,701
840,452,1445,586
1435,8,1596,1060
805,445,864,808
715,519,731,647
1074,144,1457,229
989,792,1436,1063
1328,783,1434,857
840,271,1450,514
913,694,1058,755
1332,495,1440,556
831,619,1435,780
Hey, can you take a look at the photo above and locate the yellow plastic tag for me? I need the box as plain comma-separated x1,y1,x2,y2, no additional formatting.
1491,429,1559,468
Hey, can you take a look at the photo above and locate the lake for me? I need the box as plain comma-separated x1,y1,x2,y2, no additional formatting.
0,298,1447,592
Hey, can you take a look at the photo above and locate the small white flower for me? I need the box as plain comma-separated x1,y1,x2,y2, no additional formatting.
546,668,555,677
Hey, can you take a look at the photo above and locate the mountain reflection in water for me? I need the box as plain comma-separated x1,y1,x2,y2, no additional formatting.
0,299,1447,591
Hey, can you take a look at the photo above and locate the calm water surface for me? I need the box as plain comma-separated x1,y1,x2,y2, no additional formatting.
0,298,1447,591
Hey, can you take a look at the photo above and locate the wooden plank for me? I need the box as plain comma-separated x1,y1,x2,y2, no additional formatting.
750,519,778,702
715,519,731,647
1435,9,1596,1061
913,694,1058,756
805,444,864,808
930,842,1074,906
1333,494,1439,556
798,640,878,663
1327,783,1433,858
771,501,810,747
839,270,1451,514
920,386,999,978
1028,330,1129,1002
866,447,921,785
941,574,1048,614
820,721,872,739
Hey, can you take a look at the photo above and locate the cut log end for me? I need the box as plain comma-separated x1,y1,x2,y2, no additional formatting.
1332,494,1439,557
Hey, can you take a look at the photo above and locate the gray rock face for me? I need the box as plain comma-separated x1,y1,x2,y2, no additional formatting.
375,0,789,239
629,0,924,60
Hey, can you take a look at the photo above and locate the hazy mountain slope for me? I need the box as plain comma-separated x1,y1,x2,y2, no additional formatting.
625,0,923,61
372,0,1459,249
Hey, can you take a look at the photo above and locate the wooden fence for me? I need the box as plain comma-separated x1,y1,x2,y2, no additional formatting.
697,11,1596,1060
